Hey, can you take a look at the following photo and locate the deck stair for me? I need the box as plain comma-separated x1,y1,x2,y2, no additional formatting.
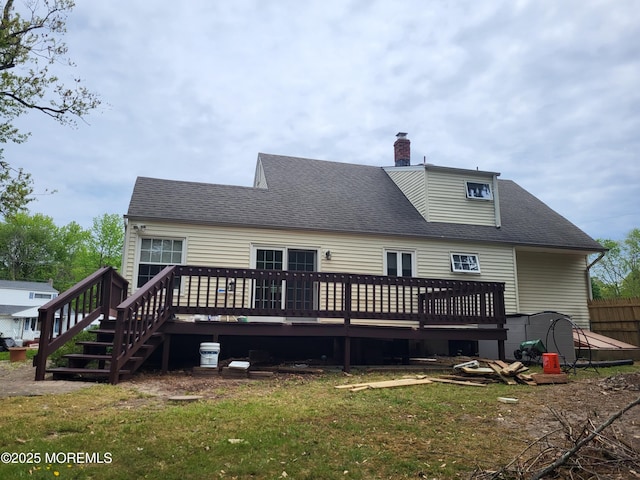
46,319,165,382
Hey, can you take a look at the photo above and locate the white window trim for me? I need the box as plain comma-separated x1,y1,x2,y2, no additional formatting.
250,245,322,271
383,249,417,277
134,235,186,292
450,252,481,274
465,181,493,200
249,245,320,319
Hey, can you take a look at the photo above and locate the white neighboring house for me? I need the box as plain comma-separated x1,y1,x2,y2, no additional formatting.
0,280,58,343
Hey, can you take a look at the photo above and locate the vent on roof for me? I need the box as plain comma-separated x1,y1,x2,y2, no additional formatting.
394,132,410,167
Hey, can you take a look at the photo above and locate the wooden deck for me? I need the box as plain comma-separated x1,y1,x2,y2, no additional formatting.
34,266,507,384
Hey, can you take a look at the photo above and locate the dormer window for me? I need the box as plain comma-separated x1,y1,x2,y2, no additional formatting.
465,181,493,200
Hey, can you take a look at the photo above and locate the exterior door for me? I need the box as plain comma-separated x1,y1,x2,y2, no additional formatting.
254,249,284,309
286,249,317,311
253,248,318,317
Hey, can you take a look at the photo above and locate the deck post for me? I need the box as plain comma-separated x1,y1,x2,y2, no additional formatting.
498,339,505,361
343,336,351,373
343,277,352,372
34,308,53,381
161,334,171,375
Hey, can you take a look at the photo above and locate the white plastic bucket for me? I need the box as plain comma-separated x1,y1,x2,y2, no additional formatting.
199,342,220,368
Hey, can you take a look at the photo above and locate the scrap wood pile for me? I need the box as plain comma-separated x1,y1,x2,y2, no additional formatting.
335,359,568,392
445,359,569,386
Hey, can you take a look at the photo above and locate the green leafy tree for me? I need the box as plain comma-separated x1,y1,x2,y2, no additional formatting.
0,213,123,291
0,161,31,217
87,213,124,270
620,228,640,298
54,220,91,290
591,228,640,298
0,212,59,281
0,0,100,217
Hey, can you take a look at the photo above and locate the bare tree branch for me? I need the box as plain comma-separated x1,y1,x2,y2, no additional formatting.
529,395,640,480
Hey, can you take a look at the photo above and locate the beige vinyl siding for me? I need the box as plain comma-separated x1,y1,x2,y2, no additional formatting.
414,241,518,313
426,170,496,226
122,221,519,314
516,250,591,329
384,168,427,219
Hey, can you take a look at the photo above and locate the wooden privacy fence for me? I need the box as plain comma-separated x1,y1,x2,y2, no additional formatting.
588,298,640,347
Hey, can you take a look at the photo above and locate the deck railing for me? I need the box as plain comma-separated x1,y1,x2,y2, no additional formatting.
173,266,506,326
34,267,128,381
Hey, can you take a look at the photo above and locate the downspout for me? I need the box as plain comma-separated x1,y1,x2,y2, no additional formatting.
586,251,606,301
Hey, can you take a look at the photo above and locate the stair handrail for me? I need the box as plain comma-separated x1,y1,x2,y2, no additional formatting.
109,265,176,384
34,267,129,381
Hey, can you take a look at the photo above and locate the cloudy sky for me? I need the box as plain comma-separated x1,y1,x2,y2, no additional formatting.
5,0,639,241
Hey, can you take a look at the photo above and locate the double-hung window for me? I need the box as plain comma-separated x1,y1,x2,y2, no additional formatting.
385,250,415,277
137,238,184,288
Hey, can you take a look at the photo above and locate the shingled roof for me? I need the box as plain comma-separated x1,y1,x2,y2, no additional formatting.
126,153,604,252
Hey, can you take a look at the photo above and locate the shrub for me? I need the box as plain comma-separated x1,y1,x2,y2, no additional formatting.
49,328,97,367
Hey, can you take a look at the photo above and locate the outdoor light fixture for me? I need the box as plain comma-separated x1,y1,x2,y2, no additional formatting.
325,250,332,260
132,224,146,231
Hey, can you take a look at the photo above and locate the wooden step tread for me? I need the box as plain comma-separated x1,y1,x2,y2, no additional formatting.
64,353,111,360
47,367,131,375
77,341,113,347
64,353,143,361
89,329,116,335
77,340,157,349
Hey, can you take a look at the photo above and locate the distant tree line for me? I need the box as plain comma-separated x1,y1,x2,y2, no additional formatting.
0,212,123,292
591,228,640,299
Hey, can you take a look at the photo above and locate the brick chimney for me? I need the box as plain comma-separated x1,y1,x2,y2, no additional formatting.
394,132,410,166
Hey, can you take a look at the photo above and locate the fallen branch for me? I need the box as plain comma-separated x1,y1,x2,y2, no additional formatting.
529,395,640,480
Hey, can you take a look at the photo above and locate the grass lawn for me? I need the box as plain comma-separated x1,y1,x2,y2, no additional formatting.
1,365,638,480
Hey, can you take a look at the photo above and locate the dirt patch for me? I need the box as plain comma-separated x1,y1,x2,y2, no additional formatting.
511,372,640,449
0,361,97,397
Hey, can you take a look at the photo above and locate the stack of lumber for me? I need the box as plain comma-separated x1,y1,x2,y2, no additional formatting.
451,360,568,385
335,360,569,392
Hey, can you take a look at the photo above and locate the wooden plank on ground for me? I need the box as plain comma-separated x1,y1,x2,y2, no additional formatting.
439,375,496,384
428,377,487,387
460,367,496,375
335,378,434,391
502,361,527,376
487,362,517,385
248,371,274,379
531,373,569,385
276,366,324,374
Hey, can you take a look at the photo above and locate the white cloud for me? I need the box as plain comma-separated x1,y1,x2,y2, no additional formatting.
3,0,638,240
